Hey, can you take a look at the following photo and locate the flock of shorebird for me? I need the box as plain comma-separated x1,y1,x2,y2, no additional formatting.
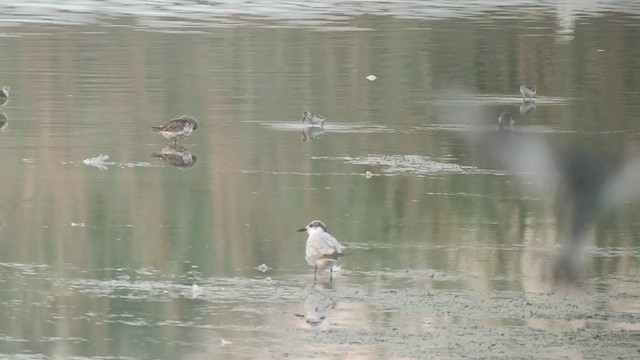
148,110,341,281
0,83,536,282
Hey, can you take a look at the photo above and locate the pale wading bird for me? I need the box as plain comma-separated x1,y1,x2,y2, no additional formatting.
297,220,344,281
302,111,326,127
498,112,515,131
151,145,197,169
151,115,198,144
520,84,536,101
0,86,10,106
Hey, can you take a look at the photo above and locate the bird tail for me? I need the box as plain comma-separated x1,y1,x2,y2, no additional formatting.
151,126,163,132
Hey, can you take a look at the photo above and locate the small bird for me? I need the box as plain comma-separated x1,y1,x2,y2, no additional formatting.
520,84,536,101
302,111,326,127
151,115,199,144
297,220,344,281
151,145,197,169
498,112,515,131
0,86,10,106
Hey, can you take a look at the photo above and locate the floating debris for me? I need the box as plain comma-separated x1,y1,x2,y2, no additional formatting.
366,74,377,81
365,171,373,179
83,155,158,170
220,339,232,346
339,155,466,175
191,283,203,299
71,222,86,227
255,263,270,273
83,154,115,170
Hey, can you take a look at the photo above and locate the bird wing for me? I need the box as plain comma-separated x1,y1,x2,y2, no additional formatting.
306,233,343,260
321,233,343,254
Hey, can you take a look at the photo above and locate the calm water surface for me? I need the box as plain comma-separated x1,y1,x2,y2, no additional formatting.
1,1,640,359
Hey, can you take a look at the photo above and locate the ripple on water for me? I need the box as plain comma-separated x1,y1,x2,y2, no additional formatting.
0,1,637,31
313,154,504,176
258,121,394,134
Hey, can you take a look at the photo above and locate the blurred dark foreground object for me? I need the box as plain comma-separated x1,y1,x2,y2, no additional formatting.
482,130,640,280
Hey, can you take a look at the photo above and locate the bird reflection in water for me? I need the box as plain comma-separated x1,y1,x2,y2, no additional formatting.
0,113,7,131
301,126,326,142
151,145,197,169
519,100,536,115
295,281,337,326
0,86,9,106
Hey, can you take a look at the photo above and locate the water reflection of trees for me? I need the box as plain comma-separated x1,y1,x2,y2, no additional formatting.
1,12,638,286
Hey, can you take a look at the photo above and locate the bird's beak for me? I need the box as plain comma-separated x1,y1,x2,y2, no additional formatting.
296,227,307,232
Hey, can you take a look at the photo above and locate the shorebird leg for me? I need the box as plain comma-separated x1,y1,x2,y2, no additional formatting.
329,265,333,282
314,265,317,282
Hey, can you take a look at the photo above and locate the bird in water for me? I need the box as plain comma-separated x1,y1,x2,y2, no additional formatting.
297,220,344,281
498,112,515,131
302,111,326,127
151,145,197,169
0,86,10,106
151,115,199,144
520,84,536,101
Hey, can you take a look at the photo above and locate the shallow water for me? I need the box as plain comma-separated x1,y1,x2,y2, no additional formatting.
1,1,640,359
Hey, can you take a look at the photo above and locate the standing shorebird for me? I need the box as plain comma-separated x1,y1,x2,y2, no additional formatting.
520,84,536,101
0,86,10,106
151,115,199,144
297,220,344,281
302,111,326,128
498,112,515,131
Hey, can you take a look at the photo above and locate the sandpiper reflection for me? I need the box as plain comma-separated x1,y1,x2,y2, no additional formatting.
519,100,536,115
301,126,326,141
0,113,7,131
151,145,197,169
0,86,9,106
